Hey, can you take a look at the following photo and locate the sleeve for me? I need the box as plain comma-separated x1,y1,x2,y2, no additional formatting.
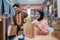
12,15,16,25
43,20,49,31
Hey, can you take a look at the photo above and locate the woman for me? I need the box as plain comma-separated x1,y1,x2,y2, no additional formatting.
32,10,49,35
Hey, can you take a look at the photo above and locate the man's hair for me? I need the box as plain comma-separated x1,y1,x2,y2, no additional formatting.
13,4,20,8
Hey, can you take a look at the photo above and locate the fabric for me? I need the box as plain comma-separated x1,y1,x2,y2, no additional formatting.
32,19,49,35
16,13,22,25
13,11,28,35
24,16,31,24
13,11,28,26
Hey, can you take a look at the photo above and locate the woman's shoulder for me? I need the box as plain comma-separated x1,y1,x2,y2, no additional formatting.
42,19,48,23
32,20,37,23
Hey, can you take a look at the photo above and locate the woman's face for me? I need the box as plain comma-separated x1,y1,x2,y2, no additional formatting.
36,12,40,19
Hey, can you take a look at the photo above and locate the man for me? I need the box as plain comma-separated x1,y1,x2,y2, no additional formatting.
13,4,28,35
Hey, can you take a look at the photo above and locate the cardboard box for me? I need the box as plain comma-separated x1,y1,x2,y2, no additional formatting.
52,24,57,27
44,16,48,21
56,17,60,24
54,27,60,29
56,20,60,24
57,24,60,27
56,17,60,20
52,29,60,39
23,23,35,38
56,34,60,40
54,30,60,34
53,27,60,33
52,32,57,38
8,25,17,36
52,24,60,28
52,33,60,40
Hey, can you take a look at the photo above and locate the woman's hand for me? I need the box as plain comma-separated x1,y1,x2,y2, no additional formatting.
33,22,37,26
32,21,39,28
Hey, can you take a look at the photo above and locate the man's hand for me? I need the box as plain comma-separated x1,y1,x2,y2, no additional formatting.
17,22,21,25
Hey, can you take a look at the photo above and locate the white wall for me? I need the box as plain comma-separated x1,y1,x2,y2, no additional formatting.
6,0,45,5
57,0,60,17
19,0,44,4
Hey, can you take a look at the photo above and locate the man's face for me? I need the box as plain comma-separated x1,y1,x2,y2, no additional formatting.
14,6,20,12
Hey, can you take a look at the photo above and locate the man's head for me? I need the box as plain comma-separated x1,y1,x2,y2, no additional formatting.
13,4,20,12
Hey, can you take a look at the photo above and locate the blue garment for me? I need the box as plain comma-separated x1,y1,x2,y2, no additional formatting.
18,34,25,40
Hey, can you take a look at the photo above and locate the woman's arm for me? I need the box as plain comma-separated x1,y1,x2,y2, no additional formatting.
36,25,49,35
36,21,49,35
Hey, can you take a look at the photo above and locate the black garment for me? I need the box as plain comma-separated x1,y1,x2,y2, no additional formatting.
36,10,44,21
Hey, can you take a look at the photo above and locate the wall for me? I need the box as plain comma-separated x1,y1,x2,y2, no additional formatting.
57,0,60,17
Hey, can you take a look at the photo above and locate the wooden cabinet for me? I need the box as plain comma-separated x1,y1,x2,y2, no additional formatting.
0,16,6,40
